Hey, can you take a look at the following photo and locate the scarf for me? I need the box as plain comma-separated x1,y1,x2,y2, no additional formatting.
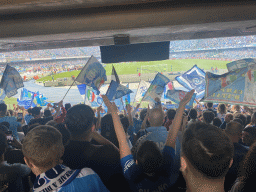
33,164,80,192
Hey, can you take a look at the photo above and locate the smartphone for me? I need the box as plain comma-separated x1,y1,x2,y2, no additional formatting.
18,113,23,119
5,131,13,143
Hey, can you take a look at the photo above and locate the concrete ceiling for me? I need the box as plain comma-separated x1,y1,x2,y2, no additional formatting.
0,0,256,52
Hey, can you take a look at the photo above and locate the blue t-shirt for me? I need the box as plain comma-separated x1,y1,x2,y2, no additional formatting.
121,146,179,192
0,116,21,141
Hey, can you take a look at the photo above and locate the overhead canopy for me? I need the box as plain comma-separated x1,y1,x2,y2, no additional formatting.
0,1,256,52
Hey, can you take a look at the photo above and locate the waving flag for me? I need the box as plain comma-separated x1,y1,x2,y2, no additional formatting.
111,65,120,84
165,90,196,109
175,65,205,99
134,80,150,103
226,58,256,71
18,88,36,109
35,92,48,106
106,81,133,101
76,56,107,95
0,64,24,98
142,73,170,105
203,64,256,106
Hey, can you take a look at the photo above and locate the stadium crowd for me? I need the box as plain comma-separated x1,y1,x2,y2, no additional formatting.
0,90,255,192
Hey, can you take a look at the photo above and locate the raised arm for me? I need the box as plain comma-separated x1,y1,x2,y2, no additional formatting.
165,90,195,148
102,95,131,158
126,104,133,127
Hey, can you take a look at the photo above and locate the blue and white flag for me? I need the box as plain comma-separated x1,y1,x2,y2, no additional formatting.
106,80,119,101
76,56,107,95
0,89,6,102
106,81,133,101
175,65,205,99
77,84,86,95
166,90,196,109
17,88,36,109
203,64,256,106
142,73,170,105
0,64,24,98
134,80,150,103
226,58,256,72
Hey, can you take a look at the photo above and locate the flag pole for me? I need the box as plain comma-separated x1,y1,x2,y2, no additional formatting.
62,80,76,100
132,80,141,106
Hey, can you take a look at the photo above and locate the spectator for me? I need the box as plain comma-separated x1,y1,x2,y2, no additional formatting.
249,112,256,127
202,111,215,124
230,141,256,192
242,126,256,147
234,113,247,127
233,105,241,114
62,104,131,192
224,121,249,191
0,103,21,141
54,123,71,146
181,121,234,192
233,118,244,126
205,102,217,117
164,109,176,131
187,108,197,126
65,103,71,111
24,108,33,125
213,117,222,127
22,125,109,192
0,130,31,192
220,113,233,129
217,103,226,123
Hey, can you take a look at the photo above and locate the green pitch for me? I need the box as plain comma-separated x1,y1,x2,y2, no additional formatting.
37,59,229,82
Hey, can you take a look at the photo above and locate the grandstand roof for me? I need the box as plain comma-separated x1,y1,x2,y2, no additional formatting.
0,1,256,52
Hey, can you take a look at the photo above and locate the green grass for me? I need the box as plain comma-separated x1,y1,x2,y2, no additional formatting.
37,59,229,82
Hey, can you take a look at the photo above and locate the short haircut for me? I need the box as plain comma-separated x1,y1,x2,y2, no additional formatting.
225,121,243,136
22,125,64,168
167,109,176,120
31,107,42,116
137,140,163,174
0,103,7,116
213,117,222,128
233,118,243,126
44,109,52,117
217,104,226,114
149,108,164,127
65,104,95,136
243,126,256,139
140,109,148,121
234,113,246,127
182,122,234,179
27,108,32,114
189,109,197,120
206,102,213,108
203,111,215,124
65,103,71,111
0,131,7,156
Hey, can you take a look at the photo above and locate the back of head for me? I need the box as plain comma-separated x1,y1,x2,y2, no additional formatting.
203,111,215,124
225,121,243,137
213,117,222,128
148,108,164,127
167,109,176,120
65,104,94,136
28,108,32,115
0,103,7,116
218,104,226,114
65,103,71,111
31,107,42,117
189,109,197,120
22,125,64,168
101,114,118,148
243,126,256,140
234,105,241,112
137,140,163,174
234,113,246,127
140,109,148,121
44,109,52,117
0,131,7,157
54,123,71,146
182,122,234,179
207,102,213,108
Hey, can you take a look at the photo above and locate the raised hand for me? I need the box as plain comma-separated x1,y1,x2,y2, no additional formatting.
102,95,119,114
180,90,195,106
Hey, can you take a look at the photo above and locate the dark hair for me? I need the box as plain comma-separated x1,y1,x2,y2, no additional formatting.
234,113,246,127
235,141,256,191
0,131,7,156
246,115,251,126
203,111,215,124
137,140,164,174
0,122,10,129
218,104,226,114
26,123,41,135
207,102,213,108
233,118,243,126
54,123,71,146
167,109,176,120
119,114,125,119
189,109,197,120
213,117,222,127
121,117,129,133
101,114,118,148
65,103,71,111
65,104,95,136
44,109,52,117
182,122,234,179
0,103,7,116
140,109,148,121
31,107,42,116
28,108,32,114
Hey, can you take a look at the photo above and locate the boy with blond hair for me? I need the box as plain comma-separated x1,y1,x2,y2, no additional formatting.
22,125,109,192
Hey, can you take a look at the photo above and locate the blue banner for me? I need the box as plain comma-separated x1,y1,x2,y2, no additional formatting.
106,80,119,101
226,58,256,72
112,83,133,100
77,84,86,95
142,73,170,105
0,64,24,98
203,64,256,106
175,65,205,99
165,90,196,109
76,56,107,95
